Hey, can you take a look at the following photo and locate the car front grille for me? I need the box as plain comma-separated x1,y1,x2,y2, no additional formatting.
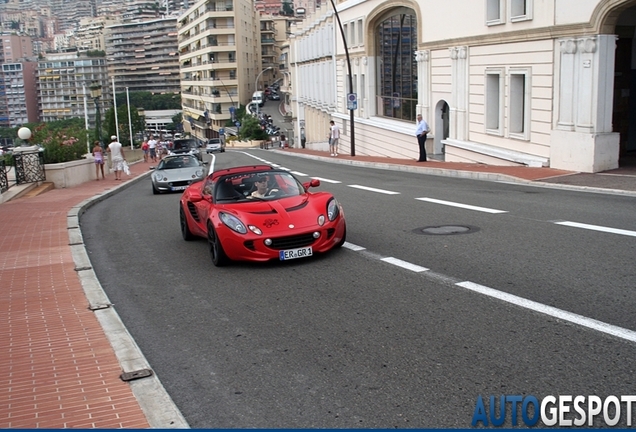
268,233,316,250
172,180,192,187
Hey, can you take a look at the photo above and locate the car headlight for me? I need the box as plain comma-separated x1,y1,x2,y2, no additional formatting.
219,212,247,234
327,198,339,221
195,169,203,177
154,172,164,181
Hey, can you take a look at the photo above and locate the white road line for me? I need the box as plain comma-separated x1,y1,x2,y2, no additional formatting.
343,242,366,251
208,154,216,174
381,257,429,272
456,281,636,344
291,171,308,176
349,185,400,195
311,177,342,184
555,221,636,238
416,197,508,214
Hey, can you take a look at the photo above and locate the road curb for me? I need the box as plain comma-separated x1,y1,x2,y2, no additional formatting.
66,166,190,429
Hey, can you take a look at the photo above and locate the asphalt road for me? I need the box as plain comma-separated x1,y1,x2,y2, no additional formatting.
81,149,636,428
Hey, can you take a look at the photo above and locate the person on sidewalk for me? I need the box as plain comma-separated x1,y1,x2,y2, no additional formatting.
141,139,149,163
148,136,157,162
415,114,430,162
107,135,126,181
92,141,106,180
330,120,340,156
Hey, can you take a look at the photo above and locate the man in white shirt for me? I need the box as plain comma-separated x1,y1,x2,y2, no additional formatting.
329,120,340,157
415,114,430,162
148,136,157,162
107,135,126,180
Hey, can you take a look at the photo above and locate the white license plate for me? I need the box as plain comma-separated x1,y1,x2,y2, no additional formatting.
279,246,313,261
171,186,187,191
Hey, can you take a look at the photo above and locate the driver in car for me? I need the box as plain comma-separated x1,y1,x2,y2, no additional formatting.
250,175,278,198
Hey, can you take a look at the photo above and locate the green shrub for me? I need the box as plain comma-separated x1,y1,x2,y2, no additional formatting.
31,124,88,164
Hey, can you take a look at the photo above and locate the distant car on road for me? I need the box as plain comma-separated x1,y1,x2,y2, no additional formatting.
151,154,206,195
269,93,280,101
171,138,203,161
205,138,225,153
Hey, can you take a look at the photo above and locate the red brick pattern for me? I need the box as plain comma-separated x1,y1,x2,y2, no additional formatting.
0,165,150,428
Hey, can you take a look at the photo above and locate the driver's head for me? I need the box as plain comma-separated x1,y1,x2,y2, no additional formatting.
255,175,268,192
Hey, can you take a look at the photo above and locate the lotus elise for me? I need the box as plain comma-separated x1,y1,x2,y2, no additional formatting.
179,165,346,266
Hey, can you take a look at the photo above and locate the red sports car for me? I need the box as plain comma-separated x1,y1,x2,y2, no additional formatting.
179,164,347,266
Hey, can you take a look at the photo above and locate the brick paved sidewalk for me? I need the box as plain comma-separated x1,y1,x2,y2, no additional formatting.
0,161,159,428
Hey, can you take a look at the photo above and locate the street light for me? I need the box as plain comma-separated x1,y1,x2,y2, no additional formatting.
254,66,272,115
327,0,356,156
89,82,103,148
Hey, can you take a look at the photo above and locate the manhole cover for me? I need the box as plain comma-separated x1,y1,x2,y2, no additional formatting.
414,225,479,235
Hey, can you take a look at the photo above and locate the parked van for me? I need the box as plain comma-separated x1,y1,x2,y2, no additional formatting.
252,91,265,107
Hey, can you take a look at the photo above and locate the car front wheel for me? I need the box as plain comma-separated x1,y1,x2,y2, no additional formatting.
180,205,195,241
208,222,229,266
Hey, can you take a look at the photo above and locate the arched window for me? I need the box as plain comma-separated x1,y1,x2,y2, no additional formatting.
375,11,418,122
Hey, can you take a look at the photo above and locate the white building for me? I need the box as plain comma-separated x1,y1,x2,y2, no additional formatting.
290,0,636,173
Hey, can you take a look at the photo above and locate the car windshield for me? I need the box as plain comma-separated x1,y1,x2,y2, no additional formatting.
157,156,199,170
214,170,304,202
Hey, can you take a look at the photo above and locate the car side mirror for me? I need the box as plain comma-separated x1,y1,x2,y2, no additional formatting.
189,191,204,203
303,179,320,189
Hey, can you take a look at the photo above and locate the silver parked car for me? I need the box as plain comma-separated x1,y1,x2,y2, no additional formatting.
151,154,206,194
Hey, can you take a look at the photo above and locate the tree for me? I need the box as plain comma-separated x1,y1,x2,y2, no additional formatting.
120,91,181,110
103,105,145,147
237,115,268,141
281,0,294,16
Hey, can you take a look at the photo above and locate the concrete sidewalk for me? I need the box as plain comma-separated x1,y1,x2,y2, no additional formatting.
0,149,634,428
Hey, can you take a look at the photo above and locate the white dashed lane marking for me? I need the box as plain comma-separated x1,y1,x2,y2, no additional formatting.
348,185,400,195
381,257,429,272
456,281,636,344
416,197,508,214
554,221,636,238
310,177,342,184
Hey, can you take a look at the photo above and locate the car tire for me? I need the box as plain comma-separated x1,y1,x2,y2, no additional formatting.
336,226,347,247
208,222,229,266
180,205,195,241
152,183,160,195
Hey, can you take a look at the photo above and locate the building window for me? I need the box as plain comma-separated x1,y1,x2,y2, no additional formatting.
350,21,355,46
375,11,418,122
510,0,532,22
486,0,504,25
361,74,365,109
358,19,363,45
485,69,504,134
508,69,530,139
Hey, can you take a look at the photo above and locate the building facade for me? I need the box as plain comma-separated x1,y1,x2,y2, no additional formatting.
290,0,636,173
38,50,110,128
178,0,261,140
104,17,181,94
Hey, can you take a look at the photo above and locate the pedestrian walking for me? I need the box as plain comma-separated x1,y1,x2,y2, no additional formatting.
107,135,126,181
141,139,149,163
148,136,157,162
415,114,430,162
329,120,340,156
92,141,105,180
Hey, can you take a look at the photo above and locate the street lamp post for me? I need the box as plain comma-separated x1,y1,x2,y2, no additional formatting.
328,0,356,156
254,66,272,115
89,83,103,148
